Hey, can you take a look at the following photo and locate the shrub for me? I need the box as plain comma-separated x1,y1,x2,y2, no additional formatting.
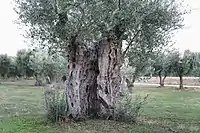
44,87,68,123
115,93,149,122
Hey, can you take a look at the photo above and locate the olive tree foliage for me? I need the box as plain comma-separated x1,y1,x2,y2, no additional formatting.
121,18,177,90
192,52,200,77
121,51,154,91
16,49,35,78
175,50,200,78
14,0,185,54
8,57,18,78
0,55,19,79
119,0,185,90
15,0,186,120
42,53,68,82
29,49,68,84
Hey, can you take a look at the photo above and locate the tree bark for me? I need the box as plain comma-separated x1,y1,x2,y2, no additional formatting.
159,77,163,87
97,39,121,118
162,76,166,86
66,41,100,120
179,75,183,90
49,75,56,83
125,78,134,93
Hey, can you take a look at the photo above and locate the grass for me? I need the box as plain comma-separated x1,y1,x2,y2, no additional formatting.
0,80,200,133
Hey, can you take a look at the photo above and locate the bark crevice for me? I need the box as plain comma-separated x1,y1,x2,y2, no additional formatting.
97,39,121,117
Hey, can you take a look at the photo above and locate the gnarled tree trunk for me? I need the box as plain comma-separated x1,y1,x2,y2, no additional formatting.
66,38,122,120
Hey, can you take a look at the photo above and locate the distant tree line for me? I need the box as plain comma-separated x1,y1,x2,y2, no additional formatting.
0,49,67,85
0,47,198,89
122,48,199,90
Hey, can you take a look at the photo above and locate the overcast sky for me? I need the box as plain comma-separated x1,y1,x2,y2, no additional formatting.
0,0,200,56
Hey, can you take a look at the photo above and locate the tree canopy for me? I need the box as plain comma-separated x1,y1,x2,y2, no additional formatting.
15,0,185,54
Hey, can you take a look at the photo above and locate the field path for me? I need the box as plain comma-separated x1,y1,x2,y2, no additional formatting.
135,83,200,88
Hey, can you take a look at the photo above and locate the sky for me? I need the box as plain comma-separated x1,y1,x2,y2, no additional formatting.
0,0,200,56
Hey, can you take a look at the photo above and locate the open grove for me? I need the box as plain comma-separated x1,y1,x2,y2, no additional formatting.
0,0,200,133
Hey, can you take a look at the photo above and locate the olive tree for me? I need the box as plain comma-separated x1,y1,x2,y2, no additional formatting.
15,0,185,120
0,54,11,78
16,49,35,78
192,52,200,77
171,50,194,89
8,57,18,78
122,53,154,91
153,50,174,87
29,49,68,84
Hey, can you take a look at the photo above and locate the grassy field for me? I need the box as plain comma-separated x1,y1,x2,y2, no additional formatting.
0,80,200,133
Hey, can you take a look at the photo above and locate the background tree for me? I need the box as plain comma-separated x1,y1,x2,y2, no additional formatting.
16,49,34,78
0,54,11,78
29,49,68,85
15,0,185,120
122,1,181,89
8,57,18,78
123,29,172,90
122,51,154,91
153,50,174,87
189,52,200,77
171,50,194,89
41,54,68,83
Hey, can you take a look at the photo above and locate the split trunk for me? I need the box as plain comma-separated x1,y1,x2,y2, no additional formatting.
66,38,121,120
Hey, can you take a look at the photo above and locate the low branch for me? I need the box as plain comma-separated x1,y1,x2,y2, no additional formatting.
99,96,111,109
53,0,58,14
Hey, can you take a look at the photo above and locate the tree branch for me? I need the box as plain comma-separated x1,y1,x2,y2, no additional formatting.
163,75,167,81
118,0,121,10
122,30,141,58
